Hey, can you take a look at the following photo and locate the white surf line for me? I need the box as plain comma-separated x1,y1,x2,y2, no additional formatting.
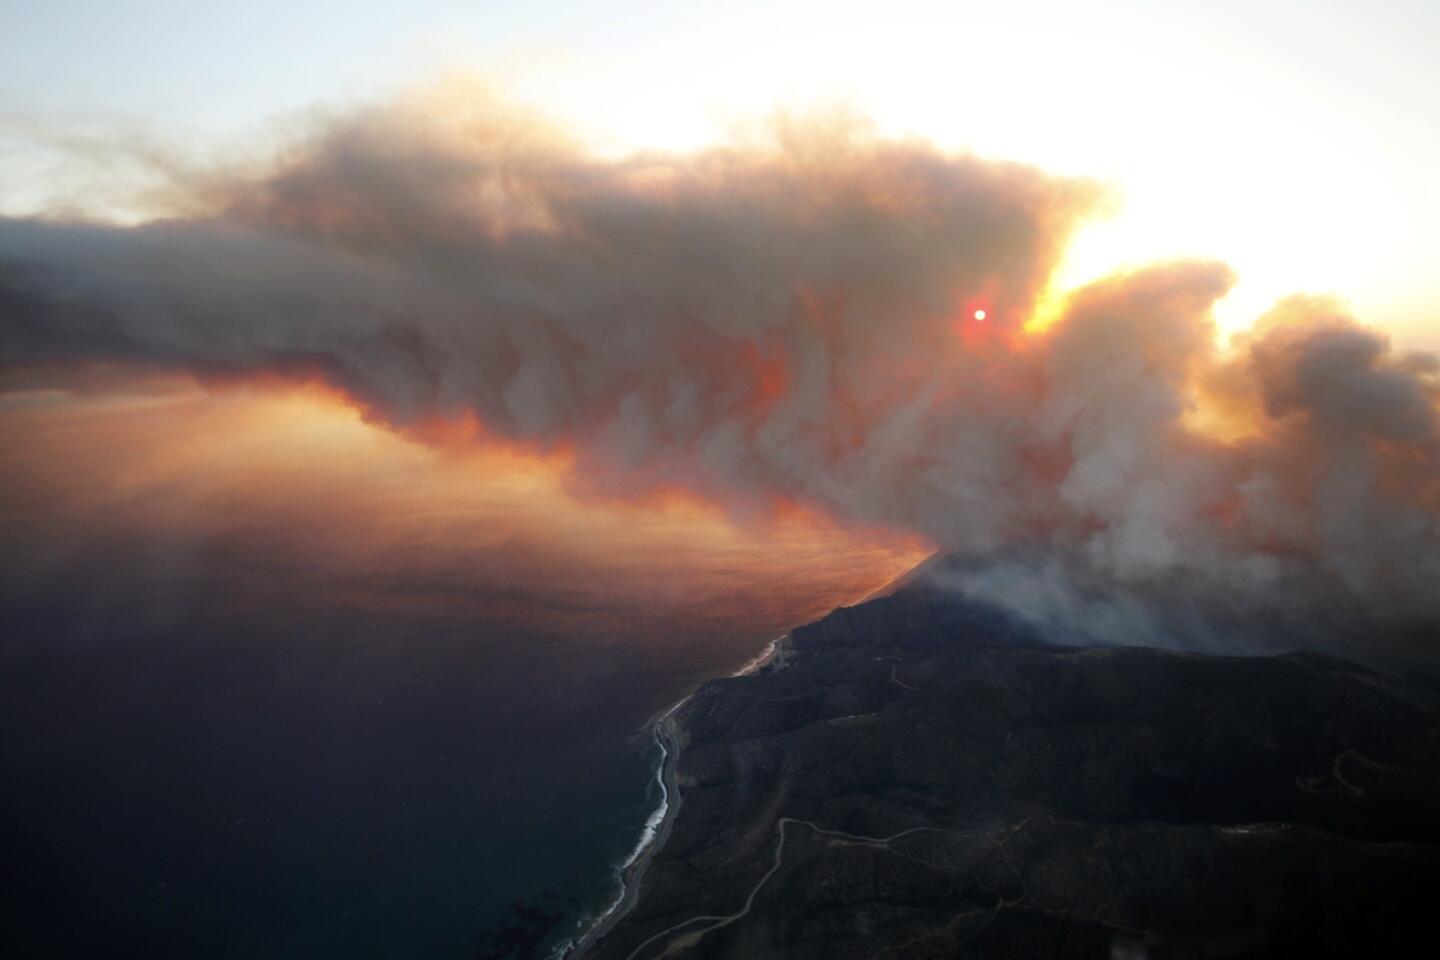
620,700,686,870
621,818,946,960
555,634,788,957
557,579,916,956
551,697,689,959
731,634,787,678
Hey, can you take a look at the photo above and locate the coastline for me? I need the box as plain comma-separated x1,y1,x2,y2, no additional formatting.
559,697,684,958
559,634,786,959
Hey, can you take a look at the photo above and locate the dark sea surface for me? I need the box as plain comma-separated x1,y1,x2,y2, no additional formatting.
0,388,919,959
1,581,758,958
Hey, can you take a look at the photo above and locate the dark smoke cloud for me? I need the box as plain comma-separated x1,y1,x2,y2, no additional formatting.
1,94,1436,666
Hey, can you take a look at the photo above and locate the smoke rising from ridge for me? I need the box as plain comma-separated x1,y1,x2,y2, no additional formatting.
1,92,1437,664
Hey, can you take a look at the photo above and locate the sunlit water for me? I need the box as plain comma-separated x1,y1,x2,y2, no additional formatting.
0,386,923,958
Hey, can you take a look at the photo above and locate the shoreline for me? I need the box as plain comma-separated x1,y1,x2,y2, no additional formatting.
555,697,685,959
557,570,908,958
558,634,786,958
728,633,783,678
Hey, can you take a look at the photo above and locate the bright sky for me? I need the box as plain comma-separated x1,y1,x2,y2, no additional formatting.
2,0,1437,349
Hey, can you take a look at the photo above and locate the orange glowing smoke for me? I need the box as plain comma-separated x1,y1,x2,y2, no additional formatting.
0,379,931,634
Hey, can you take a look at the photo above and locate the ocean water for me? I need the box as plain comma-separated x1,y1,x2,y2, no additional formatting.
0,388,921,959
0,578,767,958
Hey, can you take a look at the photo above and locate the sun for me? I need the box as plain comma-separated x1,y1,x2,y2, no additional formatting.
973,309,986,321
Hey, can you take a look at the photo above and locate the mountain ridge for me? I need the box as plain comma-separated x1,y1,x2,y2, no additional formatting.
585,577,1440,958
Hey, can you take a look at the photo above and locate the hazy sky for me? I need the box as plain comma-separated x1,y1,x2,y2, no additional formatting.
2,0,1437,348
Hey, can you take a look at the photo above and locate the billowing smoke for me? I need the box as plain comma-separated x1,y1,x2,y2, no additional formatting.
1,94,1436,667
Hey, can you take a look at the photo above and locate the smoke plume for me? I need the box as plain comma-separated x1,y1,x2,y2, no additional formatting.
1,92,1436,665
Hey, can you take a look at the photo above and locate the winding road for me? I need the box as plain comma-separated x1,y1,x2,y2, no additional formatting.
621,818,947,960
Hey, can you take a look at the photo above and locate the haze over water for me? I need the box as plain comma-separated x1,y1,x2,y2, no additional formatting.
0,382,924,957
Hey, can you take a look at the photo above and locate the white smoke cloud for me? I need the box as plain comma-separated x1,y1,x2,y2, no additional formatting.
1,92,1436,666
